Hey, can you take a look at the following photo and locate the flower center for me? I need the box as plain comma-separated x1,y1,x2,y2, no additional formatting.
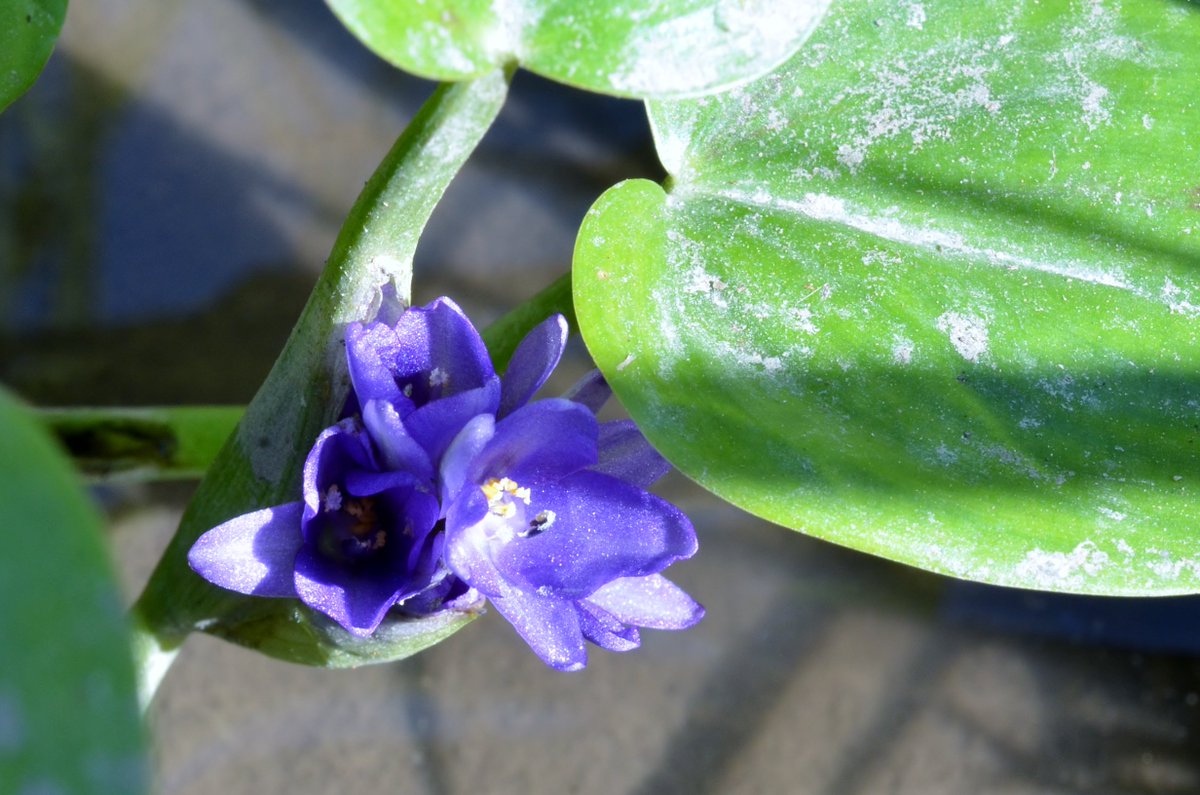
322,485,388,557
481,477,530,519
479,478,556,538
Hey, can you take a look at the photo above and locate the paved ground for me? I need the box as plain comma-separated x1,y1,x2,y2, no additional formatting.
8,1,1200,792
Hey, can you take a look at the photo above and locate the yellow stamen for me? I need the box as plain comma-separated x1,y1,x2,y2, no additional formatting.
482,477,532,517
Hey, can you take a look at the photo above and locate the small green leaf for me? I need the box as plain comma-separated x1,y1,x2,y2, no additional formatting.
0,388,147,794
574,0,1200,594
40,406,244,480
325,0,831,98
0,0,66,113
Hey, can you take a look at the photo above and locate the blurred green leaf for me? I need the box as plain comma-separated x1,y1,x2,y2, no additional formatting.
0,0,66,113
574,0,1200,594
325,0,830,98
133,72,510,670
40,406,243,480
0,387,147,794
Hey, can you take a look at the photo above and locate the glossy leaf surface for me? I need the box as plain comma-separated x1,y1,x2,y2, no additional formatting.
0,0,66,112
575,0,1200,594
325,0,830,98
0,389,147,793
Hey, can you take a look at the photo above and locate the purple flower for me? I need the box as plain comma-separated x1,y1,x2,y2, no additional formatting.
188,296,703,666
187,416,447,636
439,398,703,671
189,298,497,637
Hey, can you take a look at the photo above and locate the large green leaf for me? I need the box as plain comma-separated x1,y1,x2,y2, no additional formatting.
0,0,66,113
0,388,147,793
325,0,830,98
574,0,1200,594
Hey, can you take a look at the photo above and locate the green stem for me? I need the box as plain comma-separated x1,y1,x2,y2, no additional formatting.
130,70,510,709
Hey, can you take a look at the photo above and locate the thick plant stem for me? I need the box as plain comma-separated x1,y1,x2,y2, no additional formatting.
130,69,511,707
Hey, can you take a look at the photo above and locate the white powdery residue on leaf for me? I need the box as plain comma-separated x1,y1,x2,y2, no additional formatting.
862,249,903,268
712,340,784,378
1145,548,1200,582
716,189,1134,290
1048,0,1143,134
1081,84,1111,130
933,442,958,465
765,107,788,133
1015,541,1109,589
607,7,721,96
798,34,1011,175
650,287,685,377
836,144,865,171
482,0,542,62
975,441,1056,482
1098,506,1127,522
936,311,989,363
1017,416,1042,429
1162,277,1200,317
892,335,914,364
905,1,926,29
606,1,824,97
790,306,819,335
681,265,729,308
1116,539,1135,556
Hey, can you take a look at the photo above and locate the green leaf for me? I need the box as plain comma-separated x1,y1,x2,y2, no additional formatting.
325,0,831,98
574,0,1200,595
39,406,244,481
0,388,147,794
0,0,66,113
132,72,510,675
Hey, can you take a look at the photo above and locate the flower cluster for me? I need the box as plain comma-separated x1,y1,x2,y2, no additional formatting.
188,297,702,670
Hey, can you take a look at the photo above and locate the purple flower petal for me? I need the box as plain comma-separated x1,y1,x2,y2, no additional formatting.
561,369,611,414
342,468,422,499
360,399,433,480
346,297,494,409
302,419,374,518
187,502,304,597
372,281,406,327
499,314,568,418
440,413,496,509
345,322,416,410
391,297,495,401
469,399,598,486
444,488,506,597
592,420,672,488
400,489,442,573
586,574,705,630
494,470,697,598
489,589,587,671
293,545,411,637
404,379,501,464
577,601,641,652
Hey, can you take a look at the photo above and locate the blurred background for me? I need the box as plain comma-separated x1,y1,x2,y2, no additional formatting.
4,1,1200,792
